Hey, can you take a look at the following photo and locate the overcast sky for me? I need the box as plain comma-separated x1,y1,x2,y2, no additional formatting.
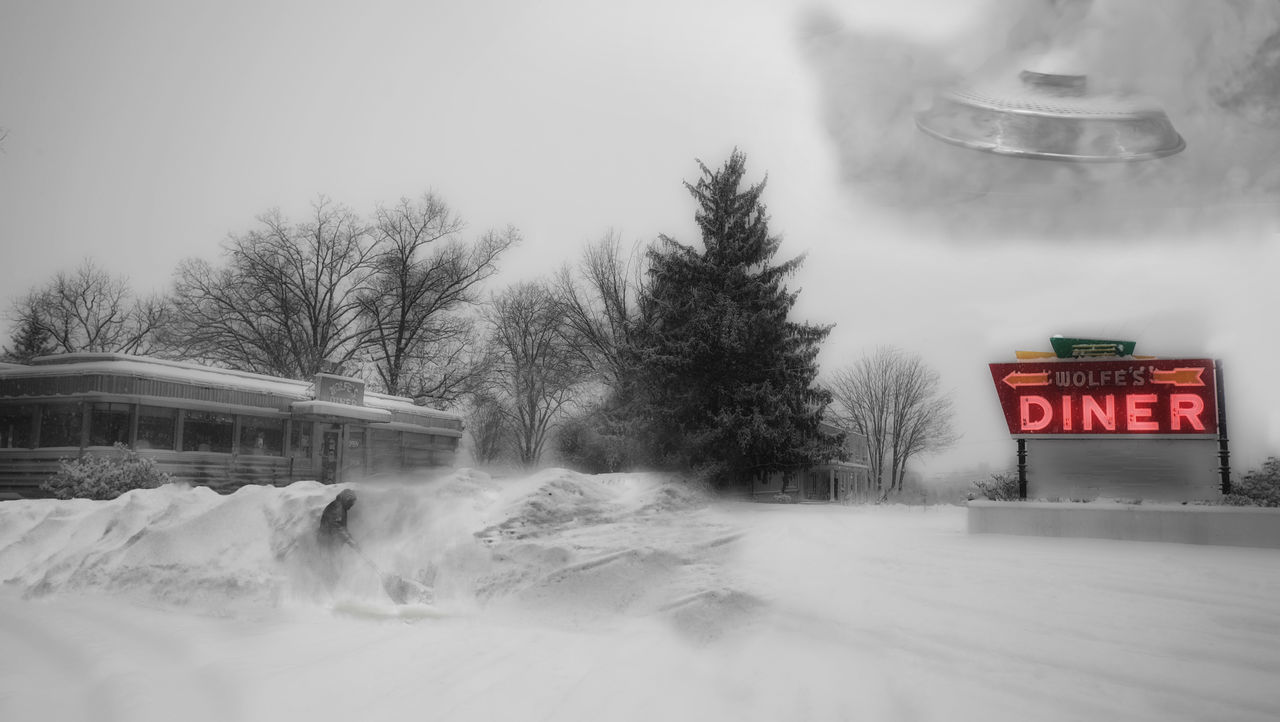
2,0,1278,476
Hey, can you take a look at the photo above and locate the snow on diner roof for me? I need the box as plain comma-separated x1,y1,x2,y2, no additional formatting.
290,400,393,423
2,353,461,423
15,352,311,399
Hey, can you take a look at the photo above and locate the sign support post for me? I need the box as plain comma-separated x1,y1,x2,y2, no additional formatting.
1016,438,1028,500
1216,360,1231,494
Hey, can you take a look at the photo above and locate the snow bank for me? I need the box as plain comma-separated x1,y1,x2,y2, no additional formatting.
0,469,728,622
4,480,1280,722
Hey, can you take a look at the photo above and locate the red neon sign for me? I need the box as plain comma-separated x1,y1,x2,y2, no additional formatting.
989,359,1218,437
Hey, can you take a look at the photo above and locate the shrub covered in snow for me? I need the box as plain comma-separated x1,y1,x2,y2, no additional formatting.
556,411,643,474
40,443,174,500
970,472,1020,501
1223,457,1280,507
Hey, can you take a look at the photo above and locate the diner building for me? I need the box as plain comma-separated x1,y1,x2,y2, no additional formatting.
0,353,463,499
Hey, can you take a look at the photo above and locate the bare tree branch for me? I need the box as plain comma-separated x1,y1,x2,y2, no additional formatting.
484,281,591,466
552,230,649,388
358,193,517,402
827,346,957,497
166,198,375,379
7,259,163,357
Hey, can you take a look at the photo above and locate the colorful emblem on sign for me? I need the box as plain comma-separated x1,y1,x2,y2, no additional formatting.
1048,337,1137,359
988,358,1218,437
1015,337,1148,361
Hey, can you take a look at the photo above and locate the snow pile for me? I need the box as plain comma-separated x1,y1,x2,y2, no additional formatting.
4,485,1280,721
0,482,325,609
466,470,750,635
0,469,736,627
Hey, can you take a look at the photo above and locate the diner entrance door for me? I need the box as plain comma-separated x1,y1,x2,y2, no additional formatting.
320,426,341,484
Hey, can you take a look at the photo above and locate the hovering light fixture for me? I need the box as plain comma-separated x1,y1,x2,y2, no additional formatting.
914,0,1185,162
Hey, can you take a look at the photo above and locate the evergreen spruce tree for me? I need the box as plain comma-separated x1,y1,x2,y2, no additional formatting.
633,150,843,488
2,314,55,363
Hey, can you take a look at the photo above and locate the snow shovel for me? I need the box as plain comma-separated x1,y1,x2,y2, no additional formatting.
350,543,433,605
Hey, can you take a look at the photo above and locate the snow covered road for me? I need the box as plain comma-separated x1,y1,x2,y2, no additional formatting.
2,470,1279,722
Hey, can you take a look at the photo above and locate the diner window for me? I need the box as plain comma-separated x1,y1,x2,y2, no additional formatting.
239,416,284,456
89,402,133,447
181,410,233,453
290,422,312,459
39,403,83,448
136,406,176,450
0,405,35,449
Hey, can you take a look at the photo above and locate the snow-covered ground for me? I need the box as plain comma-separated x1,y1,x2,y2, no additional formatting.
2,469,1278,722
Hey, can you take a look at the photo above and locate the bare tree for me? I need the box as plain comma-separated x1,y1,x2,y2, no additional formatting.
827,346,957,497
122,295,171,356
360,194,516,403
8,259,168,357
485,281,591,467
464,392,509,466
167,197,375,379
552,230,649,388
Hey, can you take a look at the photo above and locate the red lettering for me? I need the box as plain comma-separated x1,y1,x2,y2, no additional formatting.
1020,395,1052,431
1170,394,1206,431
1125,394,1159,431
1082,395,1116,431
1061,396,1072,431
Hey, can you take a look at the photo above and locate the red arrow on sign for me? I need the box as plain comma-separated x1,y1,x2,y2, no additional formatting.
1151,368,1205,386
1003,371,1051,389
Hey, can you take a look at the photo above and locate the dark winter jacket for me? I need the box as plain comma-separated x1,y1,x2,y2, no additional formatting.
318,489,357,547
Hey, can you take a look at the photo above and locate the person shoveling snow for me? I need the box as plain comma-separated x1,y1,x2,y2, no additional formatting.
317,489,433,606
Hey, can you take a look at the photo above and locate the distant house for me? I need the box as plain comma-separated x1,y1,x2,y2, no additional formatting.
0,353,463,499
751,421,874,503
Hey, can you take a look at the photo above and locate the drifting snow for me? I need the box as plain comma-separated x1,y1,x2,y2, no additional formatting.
0,469,724,617
2,469,1279,721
